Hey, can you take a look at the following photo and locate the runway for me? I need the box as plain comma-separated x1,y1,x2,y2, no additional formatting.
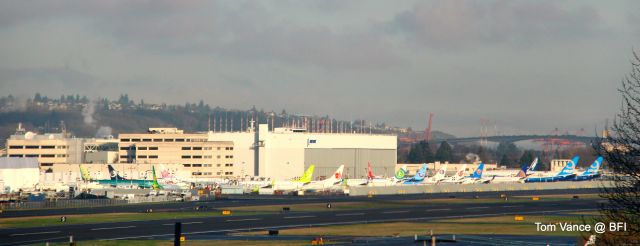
1,188,601,218
0,194,603,245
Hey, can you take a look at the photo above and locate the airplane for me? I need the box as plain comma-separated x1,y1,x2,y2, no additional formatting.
365,162,399,186
525,156,579,183
80,164,161,189
574,157,603,181
459,162,489,184
421,163,449,184
440,164,467,183
301,165,345,191
485,158,538,183
402,163,429,185
264,164,315,191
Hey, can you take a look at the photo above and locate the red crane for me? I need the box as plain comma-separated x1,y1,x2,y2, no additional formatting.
424,113,434,141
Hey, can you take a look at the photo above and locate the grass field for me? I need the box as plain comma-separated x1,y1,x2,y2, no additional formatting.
0,211,267,229
235,213,601,237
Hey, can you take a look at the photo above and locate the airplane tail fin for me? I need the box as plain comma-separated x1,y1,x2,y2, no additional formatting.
527,158,539,172
471,162,485,179
297,165,315,183
79,164,92,181
433,163,448,180
583,157,603,175
516,163,529,178
108,165,125,180
453,164,467,180
557,156,579,176
152,166,161,190
367,162,374,180
413,163,428,181
394,165,407,181
326,165,345,184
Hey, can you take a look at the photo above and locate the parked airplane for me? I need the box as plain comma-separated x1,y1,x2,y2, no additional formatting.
486,158,538,183
264,165,315,191
421,163,449,184
525,156,579,183
459,162,489,184
402,163,429,185
365,162,399,186
80,164,161,189
574,157,603,181
440,164,467,183
302,165,345,191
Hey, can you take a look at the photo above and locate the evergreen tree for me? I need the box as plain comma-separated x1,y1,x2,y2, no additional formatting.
435,141,453,162
519,150,536,168
499,154,510,167
407,141,434,163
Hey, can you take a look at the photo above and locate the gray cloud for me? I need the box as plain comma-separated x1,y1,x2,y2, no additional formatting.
0,1,636,136
388,1,600,49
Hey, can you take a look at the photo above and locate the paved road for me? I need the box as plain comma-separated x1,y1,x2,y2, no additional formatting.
0,197,603,245
1,188,601,218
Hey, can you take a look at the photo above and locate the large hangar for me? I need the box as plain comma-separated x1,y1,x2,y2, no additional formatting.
209,124,397,180
304,148,396,179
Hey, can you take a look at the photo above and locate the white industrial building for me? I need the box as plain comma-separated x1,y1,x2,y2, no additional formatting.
208,124,397,180
0,157,40,193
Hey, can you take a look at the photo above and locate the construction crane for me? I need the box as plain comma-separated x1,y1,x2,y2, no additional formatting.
424,113,434,141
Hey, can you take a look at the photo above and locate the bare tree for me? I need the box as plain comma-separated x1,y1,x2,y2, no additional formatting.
595,50,640,244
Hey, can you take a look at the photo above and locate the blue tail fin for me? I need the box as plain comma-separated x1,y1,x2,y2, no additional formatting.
582,157,603,175
413,163,428,181
557,156,579,177
471,163,484,179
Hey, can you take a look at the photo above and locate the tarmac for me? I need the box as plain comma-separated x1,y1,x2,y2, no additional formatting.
0,188,603,245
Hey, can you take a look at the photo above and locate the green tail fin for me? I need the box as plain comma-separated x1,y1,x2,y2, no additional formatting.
79,164,91,181
151,166,161,190
297,165,315,183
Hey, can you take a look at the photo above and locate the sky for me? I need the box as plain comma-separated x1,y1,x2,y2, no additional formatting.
0,0,638,137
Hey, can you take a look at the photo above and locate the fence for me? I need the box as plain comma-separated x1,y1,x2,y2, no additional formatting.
0,199,128,211
346,180,613,196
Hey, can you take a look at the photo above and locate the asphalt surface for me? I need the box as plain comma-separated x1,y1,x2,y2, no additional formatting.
0,192,603,245
1,188,602,218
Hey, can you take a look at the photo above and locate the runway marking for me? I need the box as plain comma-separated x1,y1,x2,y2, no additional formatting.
91,226,136,231
503,205,524,208
10,231,60,236
98,208,598,242
162,221,204,226
466,206,489,210
425,208,451,212
226,218,262,222
382,210,409,214
335,213,365,216
284,215,316,219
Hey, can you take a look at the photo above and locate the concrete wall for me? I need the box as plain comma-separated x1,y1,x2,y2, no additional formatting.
346,181,613,196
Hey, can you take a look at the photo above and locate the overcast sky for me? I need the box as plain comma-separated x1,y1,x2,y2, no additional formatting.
1,0,638,136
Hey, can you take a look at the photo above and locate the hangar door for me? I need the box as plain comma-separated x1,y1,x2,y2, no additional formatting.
304,148,396,180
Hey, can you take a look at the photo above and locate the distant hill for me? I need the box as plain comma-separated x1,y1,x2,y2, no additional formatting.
0,94,456,147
